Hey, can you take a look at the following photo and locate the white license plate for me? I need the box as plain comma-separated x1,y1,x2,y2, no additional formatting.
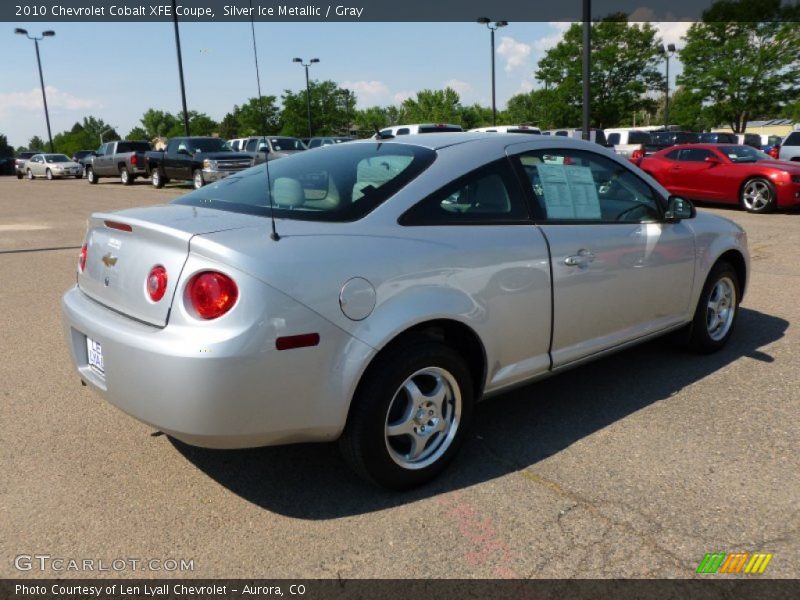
86,337,104,373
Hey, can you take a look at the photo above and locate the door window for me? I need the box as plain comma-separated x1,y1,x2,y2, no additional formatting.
514,149,662,223
677,148,714,162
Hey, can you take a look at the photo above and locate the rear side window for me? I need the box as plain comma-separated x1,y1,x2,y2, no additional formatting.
174,143,436,222
784,132,800,146
400,158,528,225
665,149,681,160
396,128,410,135
607,133,621,145
678,148,714,162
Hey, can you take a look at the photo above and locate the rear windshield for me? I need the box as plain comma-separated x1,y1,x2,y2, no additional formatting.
173,142,436,222
417,126,463,133
117,141,152,153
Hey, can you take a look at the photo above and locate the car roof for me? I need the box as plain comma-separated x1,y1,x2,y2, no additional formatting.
359,131,613,152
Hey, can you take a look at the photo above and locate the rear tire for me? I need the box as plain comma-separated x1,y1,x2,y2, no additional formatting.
151,168,164,188
339,338,473,489
86,167,98,184
120,168,132,185
740,177,775,213
27,169,33,180
687,261,740,353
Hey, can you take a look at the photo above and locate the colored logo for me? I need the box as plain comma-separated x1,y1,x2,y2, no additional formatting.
697,552,773,574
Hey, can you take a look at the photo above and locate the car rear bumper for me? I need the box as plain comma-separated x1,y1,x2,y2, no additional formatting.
61,284,374,449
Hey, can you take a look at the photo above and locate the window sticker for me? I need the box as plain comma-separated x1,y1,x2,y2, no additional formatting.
537,164,601,219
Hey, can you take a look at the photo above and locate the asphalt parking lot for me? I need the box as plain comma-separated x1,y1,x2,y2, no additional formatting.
1,175,798,579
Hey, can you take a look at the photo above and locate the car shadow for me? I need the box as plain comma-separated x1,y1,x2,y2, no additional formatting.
171,307,787,519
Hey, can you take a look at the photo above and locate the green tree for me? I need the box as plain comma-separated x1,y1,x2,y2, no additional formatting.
219,111,240,139
677,0,800,133
234,96,281,136
503,89,564,129
140,109,179,139
399,88,461,124
280,80,357,137
536,16,663,128
0,134,13,157
28,136,45,151
460,103,493,129
353,106,391,133
126,126,150,141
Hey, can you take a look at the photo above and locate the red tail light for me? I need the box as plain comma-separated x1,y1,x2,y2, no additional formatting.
631,148,644,162
146,265,168,302
768,146,780,159
104,220,132,232
79,244,87,272
187,272,238,319
130,153,138,166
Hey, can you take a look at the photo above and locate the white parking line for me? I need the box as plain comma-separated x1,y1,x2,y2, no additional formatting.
0,224,52,232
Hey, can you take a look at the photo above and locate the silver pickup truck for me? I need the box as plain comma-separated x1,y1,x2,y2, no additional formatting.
85,140,152,185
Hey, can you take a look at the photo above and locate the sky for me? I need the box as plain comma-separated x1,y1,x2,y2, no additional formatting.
0,20,691,148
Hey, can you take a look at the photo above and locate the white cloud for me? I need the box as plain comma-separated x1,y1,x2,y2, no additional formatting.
443,79,473,95
393,90,415,104
341,80,390,105
497,36,532,73
0,86,100,115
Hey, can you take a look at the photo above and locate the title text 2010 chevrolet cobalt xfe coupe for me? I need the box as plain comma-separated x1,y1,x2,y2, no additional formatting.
62,134,749,489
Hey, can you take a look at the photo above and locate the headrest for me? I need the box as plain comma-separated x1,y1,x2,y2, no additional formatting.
272,177,304,208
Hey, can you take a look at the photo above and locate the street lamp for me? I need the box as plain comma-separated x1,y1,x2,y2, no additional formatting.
15,28,56,152
293,57,320,138
100,127,117,144
659,43,677,130
477,18,508,126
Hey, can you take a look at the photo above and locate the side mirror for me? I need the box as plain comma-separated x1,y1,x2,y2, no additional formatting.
665,196,695,222
704,156,721,165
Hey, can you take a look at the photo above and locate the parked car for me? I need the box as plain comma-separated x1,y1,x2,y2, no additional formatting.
62,134,749,489
650,131,700,151
639,143,800,213
541,128,608,145
698,132,739,144
227,138,250,152
778,130,800,162
735,133,762,149
469,125,541,134
374,123,464,138
307,136,356,148
242,136,307,164
14,150,37,179
605,129,655,162
0,156,14,176
85,141,152,185
145,136,253,189
760,134,783,154
24,153,83,179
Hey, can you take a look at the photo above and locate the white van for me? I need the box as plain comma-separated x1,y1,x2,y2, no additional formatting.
469,125,541,134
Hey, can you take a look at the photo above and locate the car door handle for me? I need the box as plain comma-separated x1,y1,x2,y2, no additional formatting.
564,249,596,267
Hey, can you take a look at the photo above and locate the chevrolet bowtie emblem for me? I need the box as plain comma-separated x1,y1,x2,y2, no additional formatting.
102,253,118,267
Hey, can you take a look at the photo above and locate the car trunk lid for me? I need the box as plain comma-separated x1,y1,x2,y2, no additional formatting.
78,204,262,327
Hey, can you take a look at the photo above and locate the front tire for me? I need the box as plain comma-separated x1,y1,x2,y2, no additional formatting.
86,167,98,184
339,338,474,489
46,169,53,180
687,261,741,353
740,177,775,213
193,169,204,190
16,171,23,179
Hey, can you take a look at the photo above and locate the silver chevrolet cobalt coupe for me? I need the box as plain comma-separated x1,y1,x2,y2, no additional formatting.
62,134,749,489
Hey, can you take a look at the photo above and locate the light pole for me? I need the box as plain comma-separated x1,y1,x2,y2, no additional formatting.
100,127,117,144
15,28,55,152
477,18,508,127
293,57,319,138
659,43,676,130
172,0,190,136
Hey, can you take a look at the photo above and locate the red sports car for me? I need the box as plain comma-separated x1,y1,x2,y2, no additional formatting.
640,144,800,213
